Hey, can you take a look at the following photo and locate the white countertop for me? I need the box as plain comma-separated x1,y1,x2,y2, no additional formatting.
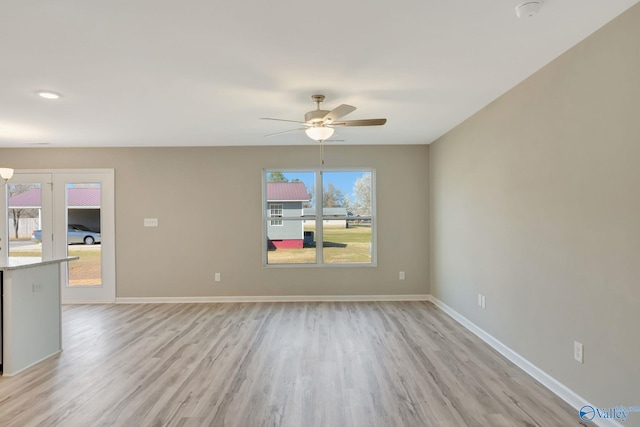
0,256,79,271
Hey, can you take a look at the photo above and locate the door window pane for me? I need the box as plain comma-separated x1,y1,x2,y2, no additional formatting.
66,183,102,286
7,183,42,260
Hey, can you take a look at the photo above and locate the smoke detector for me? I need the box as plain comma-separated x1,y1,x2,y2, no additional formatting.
515,1,542,18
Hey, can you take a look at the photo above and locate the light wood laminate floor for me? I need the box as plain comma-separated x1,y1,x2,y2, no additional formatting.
0,302,582,426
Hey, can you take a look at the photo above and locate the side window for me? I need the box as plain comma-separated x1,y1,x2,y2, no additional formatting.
263,169,375,266
269,203,283,226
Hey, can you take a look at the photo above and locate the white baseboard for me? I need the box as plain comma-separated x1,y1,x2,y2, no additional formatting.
62,300,115,305
115,294,430,304
427,296,622,427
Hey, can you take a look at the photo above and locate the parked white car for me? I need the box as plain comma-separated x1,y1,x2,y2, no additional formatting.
31,224,101,245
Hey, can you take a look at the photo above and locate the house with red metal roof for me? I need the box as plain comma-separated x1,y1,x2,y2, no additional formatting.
266,182,309,249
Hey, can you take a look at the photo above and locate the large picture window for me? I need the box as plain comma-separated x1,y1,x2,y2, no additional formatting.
263,169,375,266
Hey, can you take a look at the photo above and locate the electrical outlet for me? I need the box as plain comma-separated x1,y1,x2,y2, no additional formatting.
574,341,584,363
215,273,221,282
32,283,44,293
399,271,405,280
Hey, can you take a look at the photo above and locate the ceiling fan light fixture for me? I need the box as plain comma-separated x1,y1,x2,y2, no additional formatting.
305,126,334,142
262,94,386,143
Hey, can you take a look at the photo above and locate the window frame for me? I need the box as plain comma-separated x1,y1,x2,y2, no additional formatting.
262,168,377,268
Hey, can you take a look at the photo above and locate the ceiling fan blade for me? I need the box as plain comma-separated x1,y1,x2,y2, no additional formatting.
265,128,306,137
260,117,307,124
332,118,387,126
323,104,356,122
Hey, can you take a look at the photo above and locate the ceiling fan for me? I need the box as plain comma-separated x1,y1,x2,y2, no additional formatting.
261,94,387,142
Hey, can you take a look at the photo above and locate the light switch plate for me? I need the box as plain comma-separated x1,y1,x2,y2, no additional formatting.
574,341,584,363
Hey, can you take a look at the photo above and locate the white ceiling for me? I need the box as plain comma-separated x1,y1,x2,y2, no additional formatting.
1,0,637,148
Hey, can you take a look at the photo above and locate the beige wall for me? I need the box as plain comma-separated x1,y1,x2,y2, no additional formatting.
429,4,640,407
0,144,429,297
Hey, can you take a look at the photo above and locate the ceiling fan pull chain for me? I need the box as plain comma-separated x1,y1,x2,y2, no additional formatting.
320,142,325,165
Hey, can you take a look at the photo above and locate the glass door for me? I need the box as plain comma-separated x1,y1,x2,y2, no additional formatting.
1,169,114,303
54,171,115,303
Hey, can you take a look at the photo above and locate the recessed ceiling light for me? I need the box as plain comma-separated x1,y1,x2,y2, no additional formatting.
36,91,61,99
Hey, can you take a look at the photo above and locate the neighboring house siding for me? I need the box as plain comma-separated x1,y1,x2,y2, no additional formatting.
303,207,348,228
8,218,40,239
267,202,303,241
322,219,347,227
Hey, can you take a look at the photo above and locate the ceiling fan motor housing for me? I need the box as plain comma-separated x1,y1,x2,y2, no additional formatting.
305,110,331,123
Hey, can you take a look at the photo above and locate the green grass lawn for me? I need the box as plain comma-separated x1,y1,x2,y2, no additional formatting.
68,248,102,285
268,225,372,264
